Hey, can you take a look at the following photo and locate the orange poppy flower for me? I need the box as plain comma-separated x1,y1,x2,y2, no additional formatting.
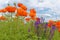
47,23,52,27
36,17,40,21
16,8,28,17
49,20,54,24
55,21,60,28
0,8,7,13
0,10,2,12
25,18,30,22
22,10,28,16
17,8,23,16
30,8,36,13
18,3,27,10
15,13,19,17
0,16,6,20
29,8,36,17
29,13,36,17
1,9,7,13
48,20,54,27
31,17,36,20
5,6,16,13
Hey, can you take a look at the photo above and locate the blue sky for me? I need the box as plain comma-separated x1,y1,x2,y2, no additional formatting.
0,0,60,22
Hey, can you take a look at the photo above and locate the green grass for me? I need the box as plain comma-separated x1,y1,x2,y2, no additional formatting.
0,19,60,40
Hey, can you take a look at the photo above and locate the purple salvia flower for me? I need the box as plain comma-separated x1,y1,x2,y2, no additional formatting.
34,20,40,30
50,25,55,33
34,18,41,28
48,25,56,40
35,21,40,26
34,18,41,40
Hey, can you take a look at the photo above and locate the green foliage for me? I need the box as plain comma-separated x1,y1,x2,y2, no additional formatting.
0,19,60,40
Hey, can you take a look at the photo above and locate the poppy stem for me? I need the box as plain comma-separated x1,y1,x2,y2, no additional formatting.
16,16,19,29
11,13,12,21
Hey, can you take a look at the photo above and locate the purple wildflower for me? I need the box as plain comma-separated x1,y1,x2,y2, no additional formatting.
50,25,56,33
48,25,56,40
34,18,41,40
35,21,40,25
35,20,40,28
34,18,41,27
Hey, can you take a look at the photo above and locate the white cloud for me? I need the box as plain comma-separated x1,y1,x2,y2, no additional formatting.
0,0,9,9
37,14,52,17
0,0,9,5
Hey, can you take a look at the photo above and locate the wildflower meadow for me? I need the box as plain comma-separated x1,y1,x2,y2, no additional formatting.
0,2,60,40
